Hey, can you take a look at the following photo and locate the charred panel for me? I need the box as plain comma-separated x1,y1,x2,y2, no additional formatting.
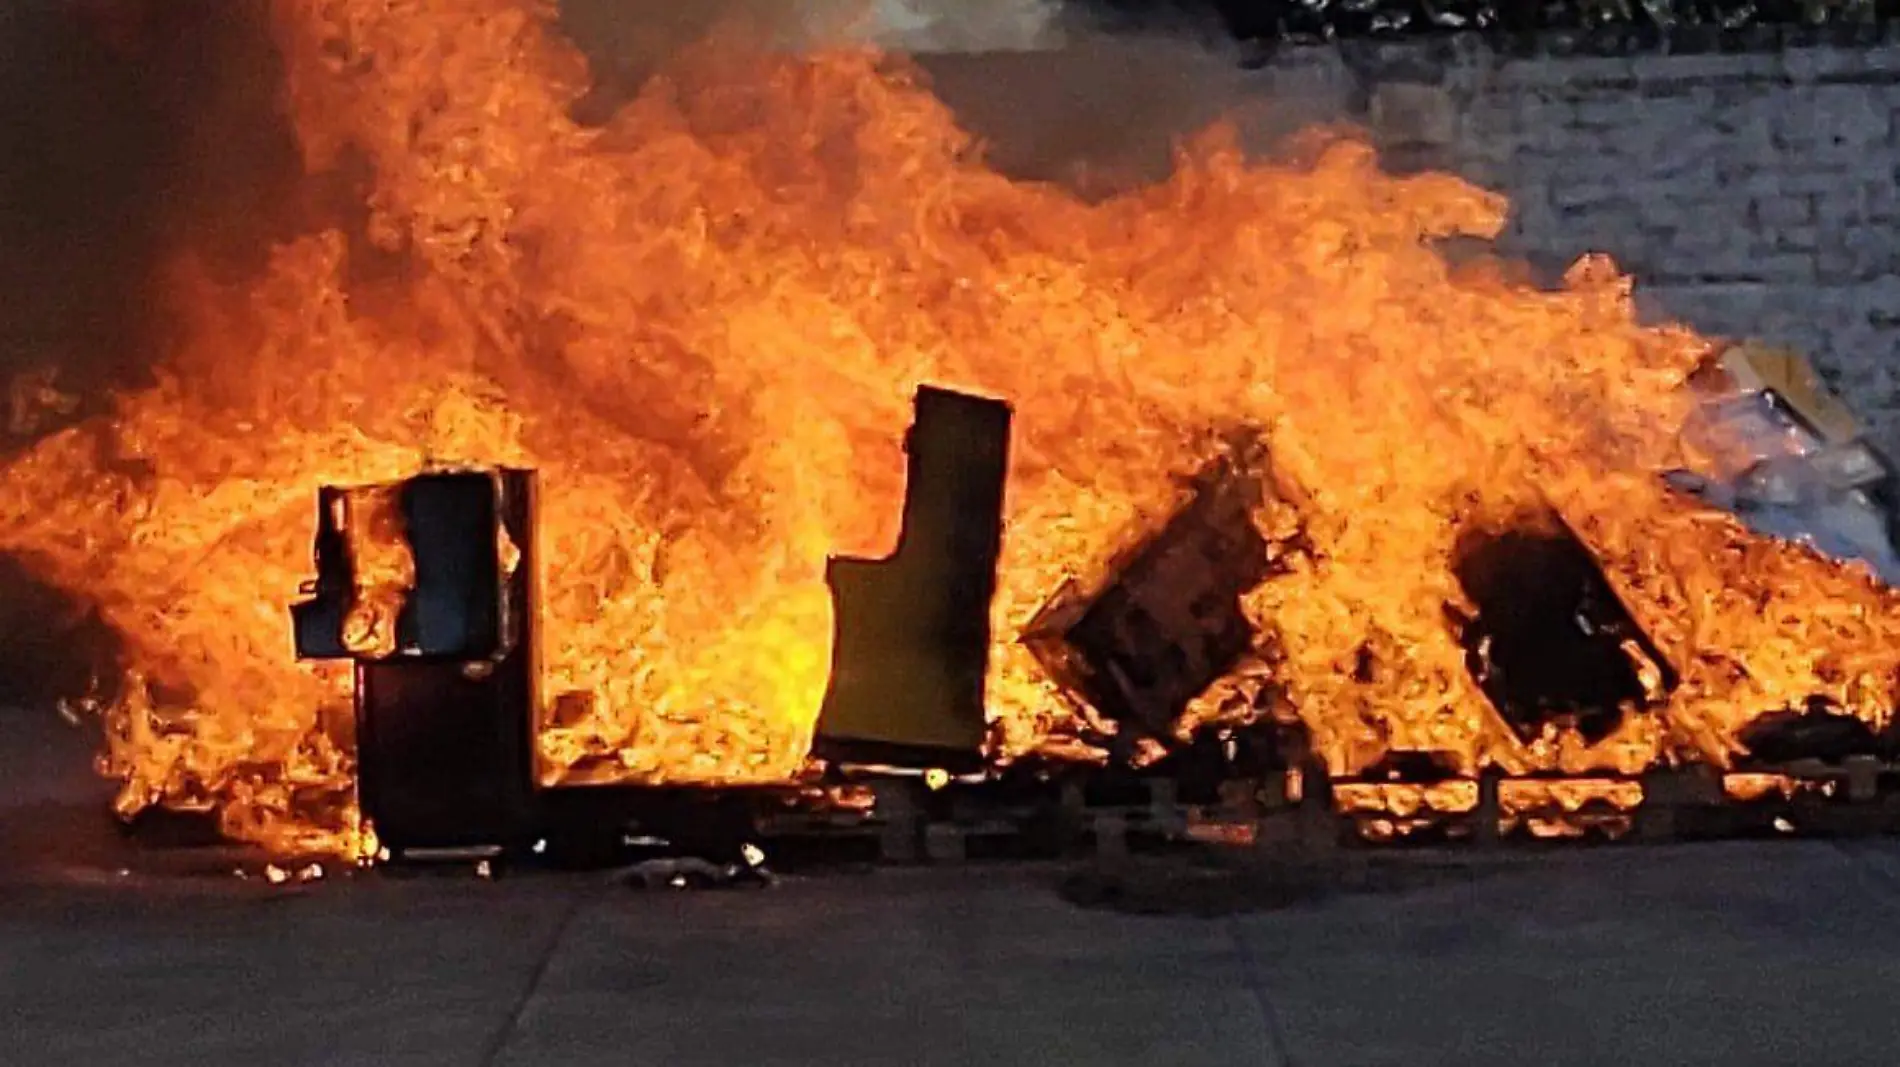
291,473,505,662
355,655,535,854
289,489,352,660
1023,443,1281,747
811,386,1013,771
1449,510,1675,745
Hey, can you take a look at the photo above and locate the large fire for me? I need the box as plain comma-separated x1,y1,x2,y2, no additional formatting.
3,0,1897,855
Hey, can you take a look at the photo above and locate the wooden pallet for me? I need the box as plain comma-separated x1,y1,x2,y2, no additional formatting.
126,757,1900,876
679,759,1900,869
754,777,1199,864
1307,759,1900,847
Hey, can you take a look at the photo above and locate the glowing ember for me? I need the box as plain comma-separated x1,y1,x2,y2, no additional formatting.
1498,778,1643,839
1723,773,1806,803
1499,778,1645,814
2,0,1898,855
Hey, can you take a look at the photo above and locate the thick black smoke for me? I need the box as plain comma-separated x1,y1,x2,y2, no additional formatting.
0,2,303,719
0,2,302,440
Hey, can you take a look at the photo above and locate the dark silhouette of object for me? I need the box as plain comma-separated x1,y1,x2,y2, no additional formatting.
1741,699,1887,764
811,386,1013,772
1447,511,1675,746
1023,444,1278,754
291,470,537,857
1361,749,1461,783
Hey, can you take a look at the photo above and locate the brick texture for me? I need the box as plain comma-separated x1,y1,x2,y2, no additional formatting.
1248,35,1900,451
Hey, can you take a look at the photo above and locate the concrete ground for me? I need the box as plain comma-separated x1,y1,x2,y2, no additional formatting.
7,709,1900,1066
9,830,1900,1064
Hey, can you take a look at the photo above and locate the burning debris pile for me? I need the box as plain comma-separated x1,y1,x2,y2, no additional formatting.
3,0,1900,858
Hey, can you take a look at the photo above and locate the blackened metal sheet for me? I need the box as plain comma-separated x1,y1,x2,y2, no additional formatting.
811,386,1013,771
290,472,505,662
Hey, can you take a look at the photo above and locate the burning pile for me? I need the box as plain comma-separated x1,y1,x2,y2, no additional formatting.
2,0,1898,855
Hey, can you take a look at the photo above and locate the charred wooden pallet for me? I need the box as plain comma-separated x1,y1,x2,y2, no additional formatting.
120,751,1900,875
520,754,1900,872
508,772,1216,870
1305,760,1900,847
1021,434,1300,754
752,775,1202,865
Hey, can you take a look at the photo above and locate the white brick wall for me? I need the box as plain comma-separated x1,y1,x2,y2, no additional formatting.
1245,34,1900,449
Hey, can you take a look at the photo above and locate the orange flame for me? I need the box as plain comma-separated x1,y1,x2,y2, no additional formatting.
338,486,413,658
1,1,1897,854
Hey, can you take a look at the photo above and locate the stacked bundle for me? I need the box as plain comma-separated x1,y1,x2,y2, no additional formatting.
1668,342,1900,584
